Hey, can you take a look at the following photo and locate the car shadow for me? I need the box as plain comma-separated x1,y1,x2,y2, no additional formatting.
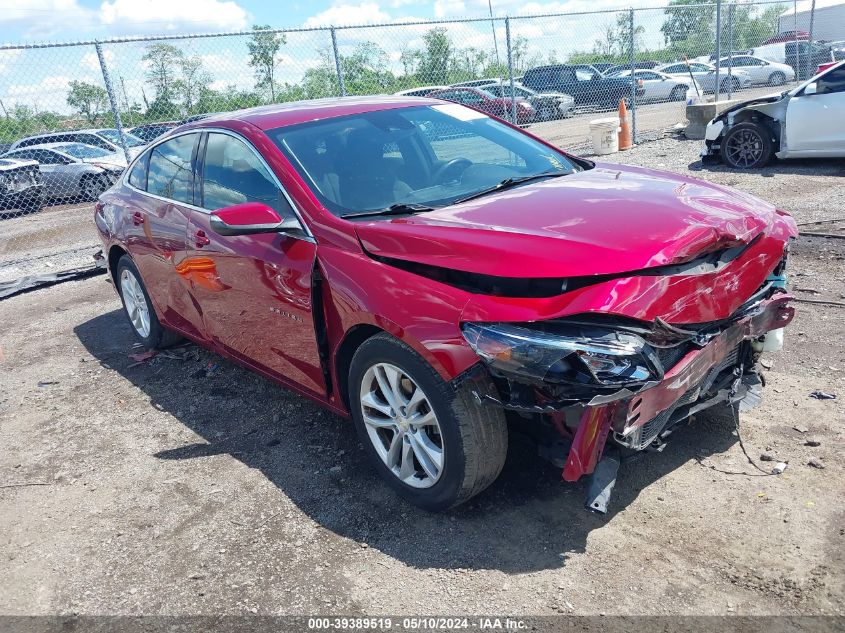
75,309,740,573
689,156,845,176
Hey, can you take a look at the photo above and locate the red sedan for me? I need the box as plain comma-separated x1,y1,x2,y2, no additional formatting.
95,96,796,512
427,86,535,124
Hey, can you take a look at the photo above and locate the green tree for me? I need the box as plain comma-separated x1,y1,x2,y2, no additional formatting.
417,28,452,84
660,0,716,49
142,43,182,117
66,80,108,124
177,54,210,112
247,24,286,101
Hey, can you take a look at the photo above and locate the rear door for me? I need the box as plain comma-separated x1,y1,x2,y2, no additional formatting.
125,132,206,339
785,64,845,154
186,130,326,396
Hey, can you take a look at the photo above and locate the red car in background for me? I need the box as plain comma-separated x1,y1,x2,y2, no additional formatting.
427,86,534,125
761,31,809,45
94,96,796,513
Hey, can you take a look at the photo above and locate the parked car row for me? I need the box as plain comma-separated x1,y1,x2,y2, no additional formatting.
395,79,575,122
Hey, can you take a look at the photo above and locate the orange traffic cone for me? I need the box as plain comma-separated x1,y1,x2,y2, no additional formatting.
618,99,632,151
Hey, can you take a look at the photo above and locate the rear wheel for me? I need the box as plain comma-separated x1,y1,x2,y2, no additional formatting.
81,174,107,201
349,333,508,511
768,71,786,86
116,255,182,349
720,122,775,169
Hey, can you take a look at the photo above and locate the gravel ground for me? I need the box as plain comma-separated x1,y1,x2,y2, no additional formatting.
0,136,843,621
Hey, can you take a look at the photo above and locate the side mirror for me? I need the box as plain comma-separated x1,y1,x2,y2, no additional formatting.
803,81,818,95
209,202,300,236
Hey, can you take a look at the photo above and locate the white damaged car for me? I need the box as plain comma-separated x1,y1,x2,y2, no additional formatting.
702,60,845,168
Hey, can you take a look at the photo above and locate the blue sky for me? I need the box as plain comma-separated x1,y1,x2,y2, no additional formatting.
0,0,646,44
0,0,682,115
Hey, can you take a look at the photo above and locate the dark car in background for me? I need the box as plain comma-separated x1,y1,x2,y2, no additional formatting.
0,156,43,213
129,122,178,143
427,87,534,124
522,64,643,109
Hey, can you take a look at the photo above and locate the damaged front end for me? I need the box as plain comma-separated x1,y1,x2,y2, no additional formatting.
462,282,794,513
701,92,790,163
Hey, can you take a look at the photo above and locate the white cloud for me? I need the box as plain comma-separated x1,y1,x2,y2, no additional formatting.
0,0,92,39
303,2,391,28
0,50,22,75
81,49,115,72
99,0,249,33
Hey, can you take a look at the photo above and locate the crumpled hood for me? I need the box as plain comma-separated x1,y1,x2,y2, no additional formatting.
355,163,780,279
714,91,786,121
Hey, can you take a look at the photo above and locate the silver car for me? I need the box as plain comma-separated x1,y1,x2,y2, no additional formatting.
9,128,146,159
2,142,126,201
656,61,753,94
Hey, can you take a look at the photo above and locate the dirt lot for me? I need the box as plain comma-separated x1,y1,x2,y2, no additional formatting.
0,137,843,620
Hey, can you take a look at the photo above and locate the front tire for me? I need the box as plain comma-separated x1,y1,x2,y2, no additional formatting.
768,71,786,86
348,333,507,511
720,122,775,169
670,85,688,101
116,255,181,349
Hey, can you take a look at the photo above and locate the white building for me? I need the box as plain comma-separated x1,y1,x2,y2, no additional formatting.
779,0,845,41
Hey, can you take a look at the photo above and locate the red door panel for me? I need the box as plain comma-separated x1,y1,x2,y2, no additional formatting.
186,212,326,396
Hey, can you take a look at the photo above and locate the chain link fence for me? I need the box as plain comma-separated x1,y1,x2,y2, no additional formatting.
1,1,842,290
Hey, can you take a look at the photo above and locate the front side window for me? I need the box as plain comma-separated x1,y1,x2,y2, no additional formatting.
575,68,594,81
816,66,845,94
201,132,281,212
146,134,196,203
269,104,581,217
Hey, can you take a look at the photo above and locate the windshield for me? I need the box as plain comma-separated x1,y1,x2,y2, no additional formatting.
268,104,581,217
97,129,146,147
57,143,112,159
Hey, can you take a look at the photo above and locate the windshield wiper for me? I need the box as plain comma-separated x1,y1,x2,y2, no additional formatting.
341,202,436,220
450,171,568,205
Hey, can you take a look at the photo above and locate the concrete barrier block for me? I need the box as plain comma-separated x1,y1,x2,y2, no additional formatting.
685,100,738,140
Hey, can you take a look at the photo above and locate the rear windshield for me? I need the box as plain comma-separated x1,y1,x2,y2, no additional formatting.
97,129,146,147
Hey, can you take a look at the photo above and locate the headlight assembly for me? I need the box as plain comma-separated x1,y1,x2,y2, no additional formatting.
461,322,657,387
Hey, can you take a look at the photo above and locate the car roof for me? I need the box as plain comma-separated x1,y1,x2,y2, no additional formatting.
183,95,444,131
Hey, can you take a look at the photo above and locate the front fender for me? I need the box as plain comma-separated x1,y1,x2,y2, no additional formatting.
317,245,478,383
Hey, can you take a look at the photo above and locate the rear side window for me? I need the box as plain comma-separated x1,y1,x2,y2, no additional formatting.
201,133,281,212
147,134,196,204
128,155,147,190
75,134,114,151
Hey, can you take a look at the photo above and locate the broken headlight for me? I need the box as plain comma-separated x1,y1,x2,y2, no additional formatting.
461,322,657,386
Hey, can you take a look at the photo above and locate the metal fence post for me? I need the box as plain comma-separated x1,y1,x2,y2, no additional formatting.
95,41,130,165
726,2,734,99
330,27,346,97
714,0,722,102
505,17,517,125
794,0,800,84
629,9,637,144
806,0,816,80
